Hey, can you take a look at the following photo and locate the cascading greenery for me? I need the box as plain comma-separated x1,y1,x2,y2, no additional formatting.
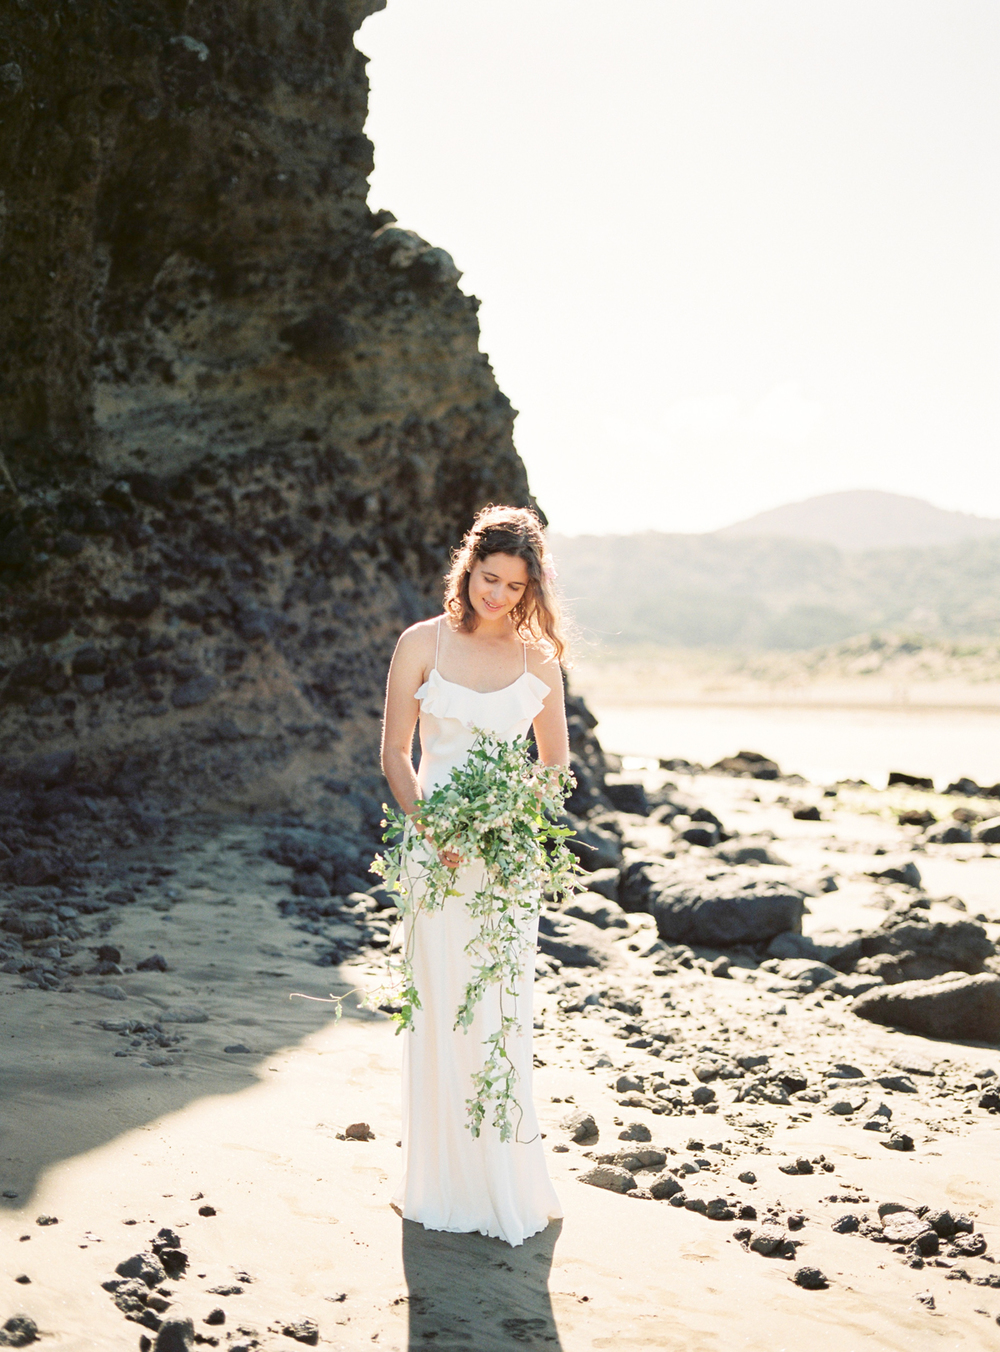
370,729,579,1141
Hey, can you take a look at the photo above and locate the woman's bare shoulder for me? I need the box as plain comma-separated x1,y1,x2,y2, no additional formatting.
394,617,442,660
525,643,564,691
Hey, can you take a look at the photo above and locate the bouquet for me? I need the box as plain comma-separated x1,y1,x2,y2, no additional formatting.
370,729,579,1141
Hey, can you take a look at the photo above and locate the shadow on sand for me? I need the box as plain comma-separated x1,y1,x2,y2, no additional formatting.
402,1217,564,1351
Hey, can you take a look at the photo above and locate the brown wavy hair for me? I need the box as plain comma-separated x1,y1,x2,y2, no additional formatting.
443,504,569,664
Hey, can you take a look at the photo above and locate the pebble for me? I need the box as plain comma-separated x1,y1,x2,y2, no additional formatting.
882,1131,915,1152
344,1122,374,1141
281,1315,319,1345
793,1266,829,1290
0,1314,39,1347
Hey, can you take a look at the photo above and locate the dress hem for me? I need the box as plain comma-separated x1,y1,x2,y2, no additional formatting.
394,1202,563,1249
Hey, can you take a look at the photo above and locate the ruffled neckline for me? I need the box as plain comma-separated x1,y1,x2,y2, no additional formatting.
415,667,550,732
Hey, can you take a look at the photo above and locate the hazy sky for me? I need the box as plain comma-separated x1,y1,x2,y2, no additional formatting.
359,1,1000,536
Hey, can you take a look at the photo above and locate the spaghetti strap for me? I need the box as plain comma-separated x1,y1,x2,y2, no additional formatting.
522,639,527,674
434,615,442,672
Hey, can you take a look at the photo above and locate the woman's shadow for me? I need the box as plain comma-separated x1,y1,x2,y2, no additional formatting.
401,1217,564,1350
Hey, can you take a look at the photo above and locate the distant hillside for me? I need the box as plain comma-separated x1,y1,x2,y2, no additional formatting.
717,490,1000,552
551,531,1000,650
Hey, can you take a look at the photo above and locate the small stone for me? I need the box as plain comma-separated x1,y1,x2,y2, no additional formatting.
914,1290,935,1310
749,1226,787,1255
706,1198,735,1221
344,1122,374,1141
617,1121,651,1142
35,1215,58,1226
831,1213,860,1234
153,1316,195,1351
281,1315,319,1345
881,1212,932,1245
684,1197,708,1214
793,1266,829,1290
738,1171,757,1184
137,954,168,972
738,1204,757,1221
203,1309,225,1326
197,1205,216,1217
876,1074,917,1093
223,1044,252,1054
691,1085,716,1106
560,1109,598,1143
0,1314,39,1347
649,1173,683,1200
115,1252,166,1287
787,1213,805,1231
14,1275,30,1285
882,1131,915,1152
578,1164,636,1194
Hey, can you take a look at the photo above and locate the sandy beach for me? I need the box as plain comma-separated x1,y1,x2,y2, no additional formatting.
3,765,1000,1351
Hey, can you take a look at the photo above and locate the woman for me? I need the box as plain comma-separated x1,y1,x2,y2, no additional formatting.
380,503,569,1246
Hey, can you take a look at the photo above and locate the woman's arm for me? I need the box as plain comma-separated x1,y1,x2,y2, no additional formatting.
530,653,571,768
380,623,433,818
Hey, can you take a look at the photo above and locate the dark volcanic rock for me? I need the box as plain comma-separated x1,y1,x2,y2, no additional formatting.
0,0,534,826
856,915,994,983
538,913,617,968
850,973,1000,1042
651,879,807,948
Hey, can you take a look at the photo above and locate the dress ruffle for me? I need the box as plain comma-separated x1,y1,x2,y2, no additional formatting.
414,668,549,734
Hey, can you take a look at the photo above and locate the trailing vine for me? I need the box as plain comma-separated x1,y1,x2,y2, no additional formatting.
369,729,579,1141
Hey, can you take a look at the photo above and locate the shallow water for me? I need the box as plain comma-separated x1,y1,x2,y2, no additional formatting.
591,701,1000,790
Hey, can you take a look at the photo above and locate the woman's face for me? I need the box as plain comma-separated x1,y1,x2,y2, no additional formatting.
468,552,530,624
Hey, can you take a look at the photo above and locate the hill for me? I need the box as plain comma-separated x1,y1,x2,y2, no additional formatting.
551,530,1000,650
717,490,1000,552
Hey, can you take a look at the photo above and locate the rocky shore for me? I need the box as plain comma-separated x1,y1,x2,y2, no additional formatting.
2,698,999,1349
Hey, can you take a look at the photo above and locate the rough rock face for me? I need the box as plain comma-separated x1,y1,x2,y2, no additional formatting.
0,0,534,827
850,973,1000,1043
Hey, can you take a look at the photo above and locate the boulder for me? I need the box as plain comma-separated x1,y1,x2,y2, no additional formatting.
604,782,649,815
868,861,922,888
761,958,839,988
921,822,971,844
565,820,623,872
652,879,806,948
888,772,934,790
975,817,1000,844
858,915,994,982
711,750,780,780
562,893,629,930
850,972,1000,1042
537,914,617,968
716,838,788,866
766,929,864,970
617,858,682,913
584,868,622,902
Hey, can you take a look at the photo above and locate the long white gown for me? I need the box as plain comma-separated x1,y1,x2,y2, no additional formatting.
391,625,563,1246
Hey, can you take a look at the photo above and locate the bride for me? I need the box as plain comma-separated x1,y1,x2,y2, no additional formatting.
380,503,569,1246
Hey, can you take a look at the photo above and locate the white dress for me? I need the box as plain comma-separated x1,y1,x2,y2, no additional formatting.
391,622,563,1246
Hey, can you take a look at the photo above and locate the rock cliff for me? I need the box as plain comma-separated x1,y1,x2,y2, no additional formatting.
0,0,534,831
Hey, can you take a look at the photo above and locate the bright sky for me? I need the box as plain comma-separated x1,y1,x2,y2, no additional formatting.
359,1,1000,536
